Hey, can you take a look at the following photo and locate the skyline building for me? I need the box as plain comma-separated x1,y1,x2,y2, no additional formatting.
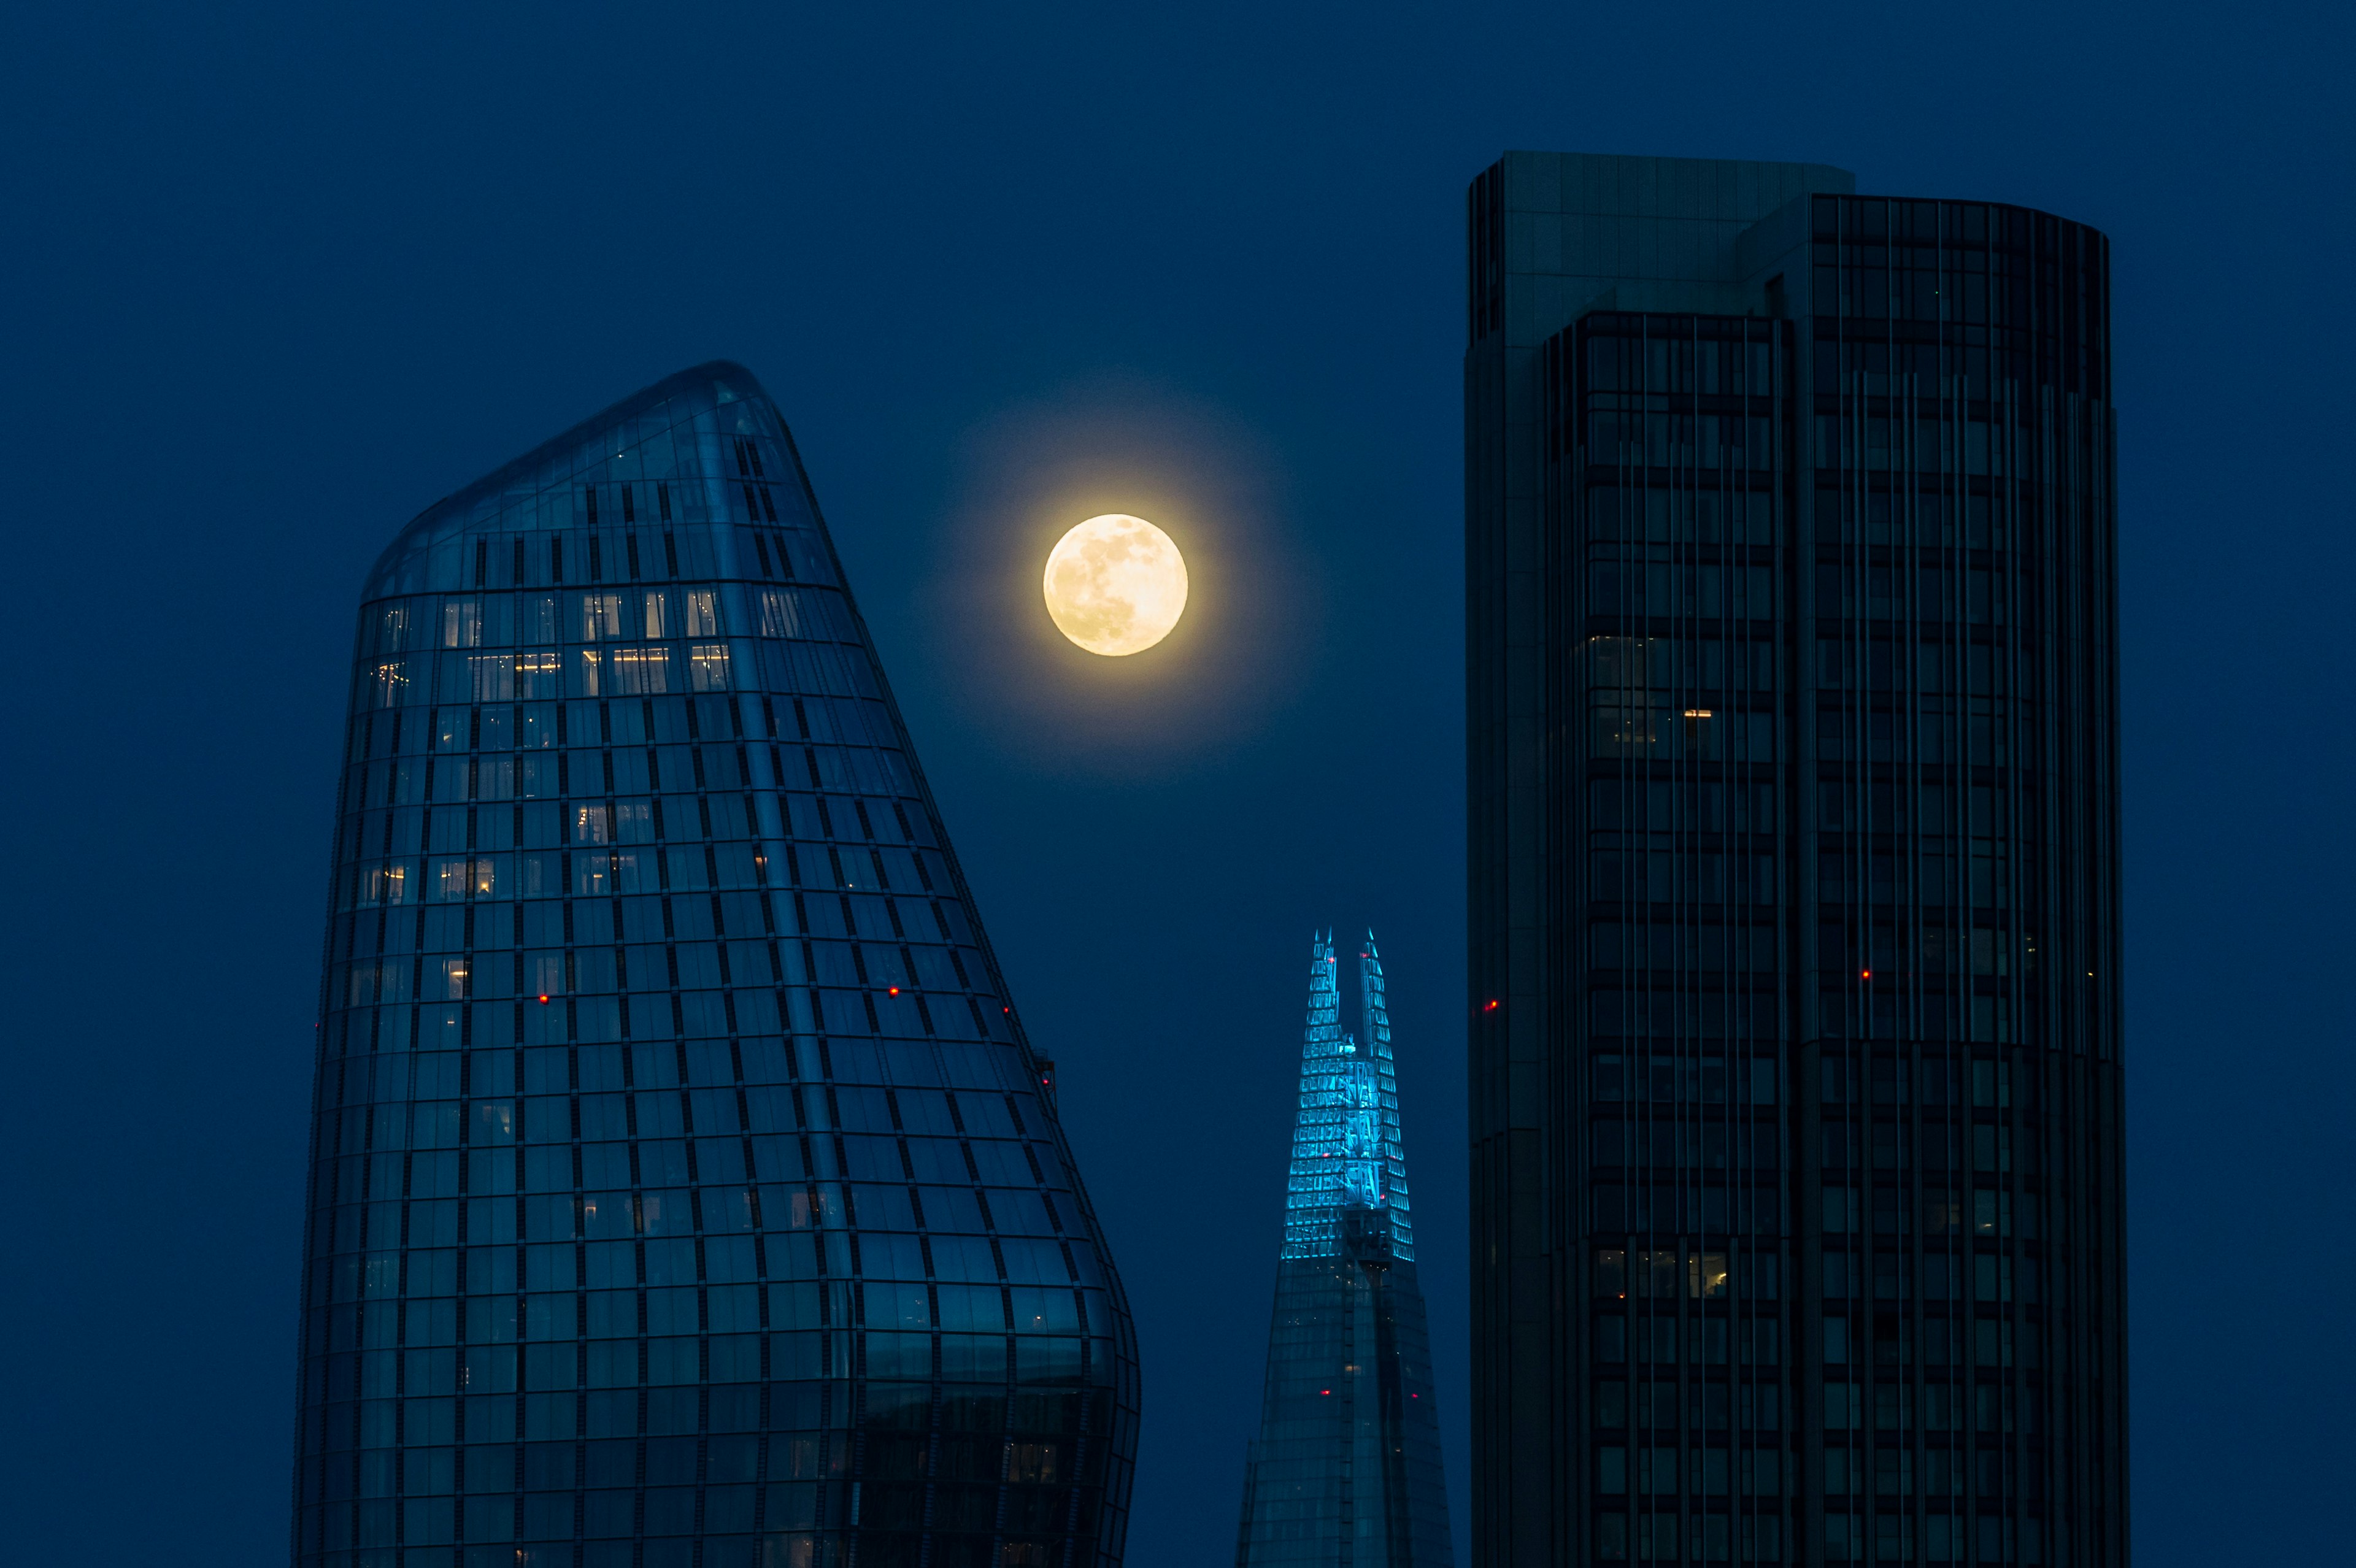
1465,155,2124,1566
1236,934,1453,1568
290,363,1138,1568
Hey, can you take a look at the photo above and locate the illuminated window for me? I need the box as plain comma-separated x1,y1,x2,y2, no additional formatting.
1636,1249,1680,1298
442,599,482,648
643,589,669,639
759,588,800,639
580,593,622,640
684,590,718,636
607,647,670,694
690,644,731,692
515,651,561,699
434,858,491,899
370,660,408,709
1593,704,1661,753
468,653,513,702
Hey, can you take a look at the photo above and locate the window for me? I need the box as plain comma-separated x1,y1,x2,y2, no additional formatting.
1596,1315,1627,1362
468,654,514,703
690,644,731,693
580,594,622,640
606,648,671,695
515,653,561,701
643,590,669,639
442,599,482,648
685,590,718,636
434,858,492,899
1688,1319,1728,1365
1635,1317,1677,1364
370,660,410,709
760,589,801,639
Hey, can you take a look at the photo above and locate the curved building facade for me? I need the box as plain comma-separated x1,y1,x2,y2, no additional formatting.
289,364,1139,1568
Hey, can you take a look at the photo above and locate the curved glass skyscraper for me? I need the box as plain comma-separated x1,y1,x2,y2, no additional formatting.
289,363,1138,1568
1236,934,1453,1568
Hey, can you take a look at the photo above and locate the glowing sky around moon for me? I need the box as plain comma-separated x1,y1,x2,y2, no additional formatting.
1042,513,1188,656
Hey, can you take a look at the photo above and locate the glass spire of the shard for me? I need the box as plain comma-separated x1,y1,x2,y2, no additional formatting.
1236,934,1453,1568
287,363,1138,1568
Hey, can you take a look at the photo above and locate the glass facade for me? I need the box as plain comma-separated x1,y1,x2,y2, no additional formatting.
288,363,1139,1568
1236,935,1453,1568
1466,158,2123,1568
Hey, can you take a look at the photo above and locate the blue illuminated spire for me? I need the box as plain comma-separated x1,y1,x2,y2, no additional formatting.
1283,932,1417,1262
1239,930,1452,1568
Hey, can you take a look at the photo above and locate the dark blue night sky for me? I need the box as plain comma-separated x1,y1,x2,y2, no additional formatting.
1,5,2348,1564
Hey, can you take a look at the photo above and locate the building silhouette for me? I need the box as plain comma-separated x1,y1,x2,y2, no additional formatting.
289,363,1138,1568
1236,934,1453,1568
1465,155,2124,1567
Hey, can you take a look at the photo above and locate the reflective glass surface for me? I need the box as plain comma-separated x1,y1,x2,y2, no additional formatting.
290,363,1139,1568
1469,157,2123,1568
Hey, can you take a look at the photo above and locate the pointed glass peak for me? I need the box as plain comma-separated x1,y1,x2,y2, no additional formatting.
1282,929,1417,1262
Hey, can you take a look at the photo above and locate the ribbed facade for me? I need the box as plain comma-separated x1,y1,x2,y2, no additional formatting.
288,363,1139,1568
1236,936,1453,1568
1466,155,2125,1568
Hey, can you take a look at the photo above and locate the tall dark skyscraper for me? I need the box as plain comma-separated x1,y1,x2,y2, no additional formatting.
1236,934,1454,1568
1465,156,2123,1567
291,364,1138,1568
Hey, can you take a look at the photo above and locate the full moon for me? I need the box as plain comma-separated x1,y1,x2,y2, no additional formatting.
1042,513,1188,656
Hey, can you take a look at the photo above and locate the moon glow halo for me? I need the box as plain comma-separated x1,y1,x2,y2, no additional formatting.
1042,513,1188,656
